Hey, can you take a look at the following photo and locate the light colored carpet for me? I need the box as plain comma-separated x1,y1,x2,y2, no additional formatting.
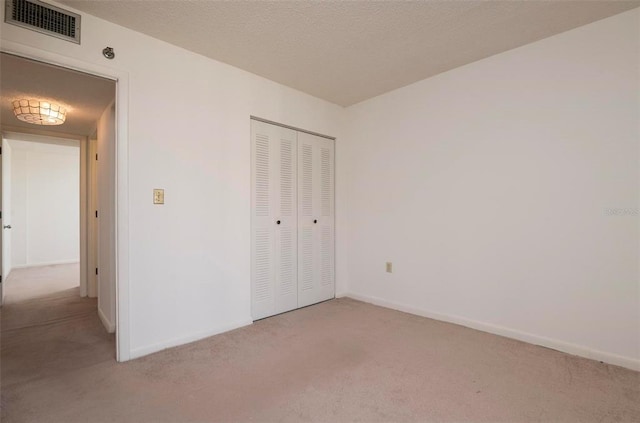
1,290,639,422
3,263,80,304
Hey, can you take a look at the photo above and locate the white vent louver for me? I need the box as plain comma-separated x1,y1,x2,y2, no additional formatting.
5,0,80,44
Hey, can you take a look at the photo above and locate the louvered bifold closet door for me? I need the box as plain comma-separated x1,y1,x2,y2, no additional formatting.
251,120,298,320
297,132,335,308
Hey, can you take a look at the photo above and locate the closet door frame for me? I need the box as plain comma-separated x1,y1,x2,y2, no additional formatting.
250,117,335,321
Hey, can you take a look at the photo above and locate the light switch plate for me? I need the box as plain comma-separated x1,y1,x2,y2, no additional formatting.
386,262,393,273
153,189,164,204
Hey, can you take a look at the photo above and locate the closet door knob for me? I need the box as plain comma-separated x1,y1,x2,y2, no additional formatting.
313,219,317,224
276,220,281,225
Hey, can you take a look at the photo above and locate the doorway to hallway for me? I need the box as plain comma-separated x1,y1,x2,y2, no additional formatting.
0,53,117,360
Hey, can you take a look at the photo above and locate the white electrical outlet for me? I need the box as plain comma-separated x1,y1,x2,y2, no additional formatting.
386,262,393,273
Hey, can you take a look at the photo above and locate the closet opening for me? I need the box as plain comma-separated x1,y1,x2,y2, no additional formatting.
250,117,335,321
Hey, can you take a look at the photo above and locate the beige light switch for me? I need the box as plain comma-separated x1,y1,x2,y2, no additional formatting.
153,189,164,204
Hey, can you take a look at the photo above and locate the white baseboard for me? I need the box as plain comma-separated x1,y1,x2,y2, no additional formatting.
13,260,80,269
347,292,640,372
98,306,115,333
129,319,253,360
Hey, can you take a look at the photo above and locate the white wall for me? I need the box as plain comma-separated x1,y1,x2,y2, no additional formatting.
96,103,116,332
344,9,639,369
0,1,346,358
7,139,80,268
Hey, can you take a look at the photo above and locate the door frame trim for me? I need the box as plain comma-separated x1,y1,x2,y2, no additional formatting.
250,116,336,141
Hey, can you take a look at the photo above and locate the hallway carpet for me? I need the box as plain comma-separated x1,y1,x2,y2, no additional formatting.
3,263,80,304
1,293,639,422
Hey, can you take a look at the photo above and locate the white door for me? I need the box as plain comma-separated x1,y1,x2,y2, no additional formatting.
297,132,335,308
0,140,3,305
251,120,298,320
0,139,12,305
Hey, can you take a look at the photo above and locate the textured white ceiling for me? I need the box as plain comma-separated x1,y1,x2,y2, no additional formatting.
1,53,115,136
60,1,639,106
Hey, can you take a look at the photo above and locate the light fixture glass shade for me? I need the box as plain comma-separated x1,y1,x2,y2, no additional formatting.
12,99,67,125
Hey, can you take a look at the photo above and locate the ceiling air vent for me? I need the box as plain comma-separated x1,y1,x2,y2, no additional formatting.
5,0,81,44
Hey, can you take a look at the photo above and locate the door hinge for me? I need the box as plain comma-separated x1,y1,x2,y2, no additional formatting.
95,210,98,218
95,268,98,275
95,153,98,160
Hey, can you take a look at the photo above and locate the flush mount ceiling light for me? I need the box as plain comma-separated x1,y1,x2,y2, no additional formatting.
12,99,67,125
